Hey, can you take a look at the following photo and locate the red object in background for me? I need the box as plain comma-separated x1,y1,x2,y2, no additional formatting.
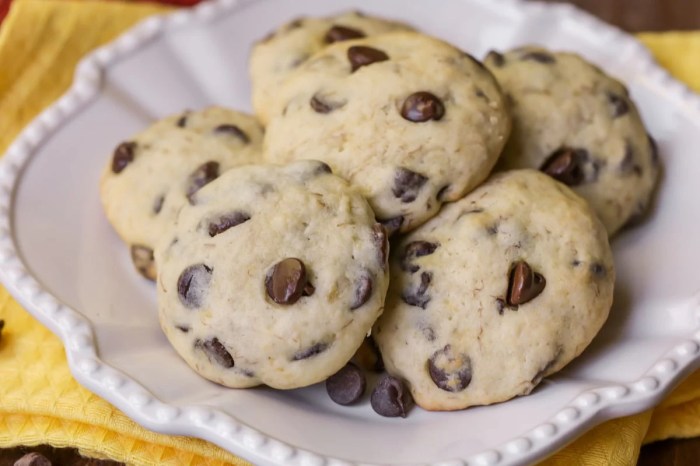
0,0,11,25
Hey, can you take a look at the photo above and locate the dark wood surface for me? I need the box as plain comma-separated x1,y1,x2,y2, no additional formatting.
0,0,698,465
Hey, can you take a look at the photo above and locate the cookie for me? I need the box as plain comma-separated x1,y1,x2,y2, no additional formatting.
483,46,659,235
263,31,511,234
155,160,390,389
100,107,263,280
374,170,614,411
250,11,414,124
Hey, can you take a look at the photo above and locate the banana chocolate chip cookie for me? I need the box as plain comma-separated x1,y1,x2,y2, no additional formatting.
374,170,614,411
264,31,511,234
155,160,390,389
484,46,659,235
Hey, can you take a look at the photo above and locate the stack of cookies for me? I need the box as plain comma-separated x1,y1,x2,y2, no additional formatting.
99,11,660,416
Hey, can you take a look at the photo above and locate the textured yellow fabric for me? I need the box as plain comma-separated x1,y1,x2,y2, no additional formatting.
0,1,699,465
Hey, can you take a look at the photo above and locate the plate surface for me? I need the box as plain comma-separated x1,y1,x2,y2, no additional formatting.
2,0,700,465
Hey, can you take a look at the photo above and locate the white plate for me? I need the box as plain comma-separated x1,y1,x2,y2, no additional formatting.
2,0,700,464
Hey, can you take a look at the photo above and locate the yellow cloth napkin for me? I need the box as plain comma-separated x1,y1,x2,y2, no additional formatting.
1,1,700,464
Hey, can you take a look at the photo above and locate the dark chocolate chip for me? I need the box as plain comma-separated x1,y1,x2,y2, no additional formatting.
496,298,506,315
378,216,404,236
325,24,365,43
540,147,585,186
347,45,389,72
350,272,373,310
370,374,413,418
401,271,432,309
186,161,220,204
177,264,213,309
326,362,366,405
313,161,333,175
521,51,556,64
196,337,234,368
176,113,188,128
130,245,156,281
265,258,311,305
590,263,607,278
213,124,250,144
208,211,251,237
620,142,642,176
14,452,52,466
111,141,136,174
400,92,445,123
436,184,451,201
175,325,190,333
572,259,582,267
485,50,505,67
428,345,472,392
292,341,329,360
372,223,389,269
648,134,660,166
422,326,436,342
607,92,629,118
507,261,546,306
486,223,499,235
401,241,439,273
153,194,165,214
393,167,428,203
310,93,346,113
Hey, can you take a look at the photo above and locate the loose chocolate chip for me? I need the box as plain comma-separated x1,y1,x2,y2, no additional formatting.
436,184,451,201
14,452,52,466
196,337,234,368
347,45,389,72
378,216,404,236
540,147,585,186
208,211,251,237
177,264,213,309
352,336,384,372
521,51,556,64
507,261,546,306
607,92,629,118
266,258,311,305
175,325,190,333
590,263,607,278
186,161,220,204
326,362,366,405
130,245,156,281
371,223,389,268
428,345,472,392
371,374,413,418
310,93,346,113
176,113,188,128
153,194,165,214
400,92,445,123
111,141,137,174
350,272,373,310
292,341,329,360
648,134,660,166
213,124,250,143
401,241,439,273
401,271,432,309
325,24,365,43
620,143,642,176
393,167,428,203
486,50,505,67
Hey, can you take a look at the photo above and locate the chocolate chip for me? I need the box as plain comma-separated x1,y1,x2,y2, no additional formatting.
540,147,585,186
175,325,190,333
326,362,366,405
208,211,251,237
347,45,389,72
14,452,52,466
401,271,432,309
521,51,556,63
196,337,234,368
486,50,505,67
496,298,506,315
350,272,373,310
352,336,384,372
310,93,346,113
325,24,365,43
313,161,333,175
620,142,642,176
371,223,389,269
292,341,329,360
176,113,188,128
288,17,305,29
648,134,660,166
401,241,439,273
607,92,629,118
507,261,546,306
422,326,436,341
428,345,472,392
436,184,451,201
378,216,404,236
177,264,213,309
486,223,499,235
213,124,250,143
153,194,165,214
400,92,445,123
266,258,312,305
130,245,156,281
590,263,607,278
186,161,219,204
393,167,428,203
370,374,413,418
111,141,136,174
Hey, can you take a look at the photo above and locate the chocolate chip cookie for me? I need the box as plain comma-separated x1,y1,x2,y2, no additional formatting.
374,170,614,411
263,31,511,234
155,160,390,389
250,11,414,124
484,46,659,235
100,107,263,280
